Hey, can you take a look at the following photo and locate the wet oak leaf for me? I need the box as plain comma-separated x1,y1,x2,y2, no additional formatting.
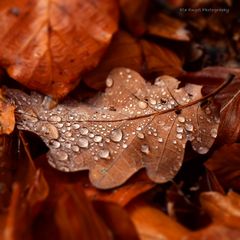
7,68,220,189
0,0,118,98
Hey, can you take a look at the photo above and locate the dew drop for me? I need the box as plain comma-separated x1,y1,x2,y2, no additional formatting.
149,98,157,105
78,138,89,148
122,143,128,148
141,144,150,154
99,149,110,159
106,78,113,87
110,129,123,142
72,124,80,129
176,127,184,133
94,135,102,143
137,132,145,139
138,101,148,109
205,107,211,115
173,140,177,144
197,146,209,154
49,140,61,149
158,137,163,143
80,128,89,135
56,151,68,161
185,123,193,132
48,115,62,122
176,134,183,139
210,128,218,138
65,132,72,138
72,145,80,152
89,133,94,138
177,116,185,123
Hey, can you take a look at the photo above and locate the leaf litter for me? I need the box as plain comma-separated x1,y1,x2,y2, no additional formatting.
6,68,223,189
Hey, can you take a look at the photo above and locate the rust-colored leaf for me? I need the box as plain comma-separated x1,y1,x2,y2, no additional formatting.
84,31,183,90
7,68,221,189
93,201,140,240
0,0,118,98
205,144,240,191
128,201,189,240
0,89,15,135
54,185,111,240
147,13,190,41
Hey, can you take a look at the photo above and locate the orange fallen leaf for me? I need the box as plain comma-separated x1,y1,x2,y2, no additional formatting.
0,89,15,135
0,0,119,98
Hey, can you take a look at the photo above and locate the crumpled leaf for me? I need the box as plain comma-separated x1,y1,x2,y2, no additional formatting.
0,89,15,135
7,68,220,189
0,0,118,98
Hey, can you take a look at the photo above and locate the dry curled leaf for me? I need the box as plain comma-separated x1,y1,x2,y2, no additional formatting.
0,0,118,98
7,68,220,189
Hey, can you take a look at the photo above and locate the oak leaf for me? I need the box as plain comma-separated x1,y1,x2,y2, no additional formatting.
0,0,118,98
7,68,220,189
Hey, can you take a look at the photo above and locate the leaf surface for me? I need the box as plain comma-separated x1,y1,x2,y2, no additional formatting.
0,0,118,98
7,68,220,189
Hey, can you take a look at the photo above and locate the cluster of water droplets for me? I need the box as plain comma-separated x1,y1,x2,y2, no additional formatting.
6,68,220,180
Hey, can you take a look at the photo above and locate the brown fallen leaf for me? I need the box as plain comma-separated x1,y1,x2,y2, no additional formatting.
0,0,118,98
7,68,221,189
0,89,15,135
93,201,140,240
205,144,240,191
147,13,190,41
84,31,183,90
54,185,111,240
119,0,148,36
128,200,189,240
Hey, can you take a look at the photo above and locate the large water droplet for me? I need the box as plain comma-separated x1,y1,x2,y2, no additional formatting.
72,145,80,152
149,98,157,105
56,151,68,161
99,149,110,159
197,146,209,154
185,123,193,132
138,101,148,109
106,78,113,87
94,135,102,143
48,115,62,122
177,116,185,123
110,129,123,142
65,132,72,138
49,140,61,149
80,128,89,135
141,144,150,154
176,133,183,139
176,127,184,133
210,128,217,138
137,132,145,139
37,123,59,140
72,124,80,129
78,138,89,148
158,137,163,143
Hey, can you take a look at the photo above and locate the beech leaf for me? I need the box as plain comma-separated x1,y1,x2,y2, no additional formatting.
6,68,221,189
0,0,118,98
